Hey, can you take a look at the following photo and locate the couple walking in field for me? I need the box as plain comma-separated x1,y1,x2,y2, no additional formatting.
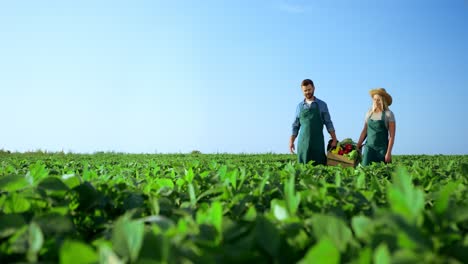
289,79,396,166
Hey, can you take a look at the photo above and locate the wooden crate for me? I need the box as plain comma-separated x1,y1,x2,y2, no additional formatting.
326,152,357,167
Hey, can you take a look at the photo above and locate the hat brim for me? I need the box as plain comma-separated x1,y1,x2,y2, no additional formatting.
370,89,392,106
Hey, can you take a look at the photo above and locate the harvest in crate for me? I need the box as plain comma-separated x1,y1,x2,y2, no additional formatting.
328,138,361,162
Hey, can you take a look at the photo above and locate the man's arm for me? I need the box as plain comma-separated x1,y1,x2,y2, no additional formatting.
321,101,337,147
290,104,301,153
329,130,337,147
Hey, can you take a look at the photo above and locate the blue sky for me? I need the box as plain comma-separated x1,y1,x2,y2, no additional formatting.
1,0,467,154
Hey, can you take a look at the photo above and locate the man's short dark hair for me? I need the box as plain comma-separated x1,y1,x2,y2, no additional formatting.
301,79,314,87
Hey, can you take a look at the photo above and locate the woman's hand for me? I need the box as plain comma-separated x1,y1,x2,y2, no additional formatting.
385,152,392,163
356,143,363,154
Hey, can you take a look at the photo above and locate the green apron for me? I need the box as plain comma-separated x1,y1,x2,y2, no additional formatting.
297,102,326,165
362,111,389,166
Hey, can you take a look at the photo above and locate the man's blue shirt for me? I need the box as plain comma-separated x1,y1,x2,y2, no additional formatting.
292,97,335,136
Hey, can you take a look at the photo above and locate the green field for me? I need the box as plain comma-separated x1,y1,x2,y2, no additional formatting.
1,153,468,263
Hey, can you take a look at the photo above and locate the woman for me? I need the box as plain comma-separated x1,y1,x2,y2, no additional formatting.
357,88,396,165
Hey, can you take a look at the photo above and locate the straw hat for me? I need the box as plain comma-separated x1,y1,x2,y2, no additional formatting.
369,88,392,106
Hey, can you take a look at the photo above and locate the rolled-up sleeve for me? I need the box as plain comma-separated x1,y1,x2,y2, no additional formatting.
321,102,335,133
292,103,301,136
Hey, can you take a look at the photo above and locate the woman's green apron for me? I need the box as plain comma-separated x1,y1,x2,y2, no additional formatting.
362,111,388,166
297,103,326,165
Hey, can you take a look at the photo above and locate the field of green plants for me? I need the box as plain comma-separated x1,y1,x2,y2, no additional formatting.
1,153,468,263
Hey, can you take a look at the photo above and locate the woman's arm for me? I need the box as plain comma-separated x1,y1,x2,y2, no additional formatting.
385,121,396,162
357,123,367,150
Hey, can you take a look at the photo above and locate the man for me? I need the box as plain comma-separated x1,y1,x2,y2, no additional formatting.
289,79,338,165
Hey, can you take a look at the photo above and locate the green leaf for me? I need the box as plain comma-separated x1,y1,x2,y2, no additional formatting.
392,249,423,264
61,173,82,189
9,226,29,253
34,213,74,235
156,178,174,188
185,168,194,183
38,176,69,192
387,167,424,223
141,215,175,233
373,243,391,264
28,222,43,252
60,240,98,264
99,244,123,264
148,196,160,215
27,161,49,185
9,222,44,261
460,162,468,175
299,238,340,264
73,182,100,211
0,214,26,238
1,192,31,213
156,178,174,196
200,171,210,178
255,216,280,258
271,199,289,221
27,222,44,263
356,171,366,189
256,171,270,196
82,162,97,181
188,183,197,208
385,214,432,251
354,247,372,264
123,193,145,211
112,214,144,262
309,214,353,252
196,186,224,202
243,206,257,222
335,172,342,187
197,201,223,234
138,231,169,263
209,201,223,234
284,173,300,216
286,227,310,252
451,206,468,223
217,165,228,181
0,174,29,192
434,182,459,215
175,178,185,188
352,216,374,241
370,174,383,194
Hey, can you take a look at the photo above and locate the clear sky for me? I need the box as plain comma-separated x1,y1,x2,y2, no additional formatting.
1,0,467,154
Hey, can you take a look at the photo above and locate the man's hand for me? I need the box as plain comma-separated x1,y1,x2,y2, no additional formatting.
329,131,338,149
289,142,295,154
289,135,297,154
